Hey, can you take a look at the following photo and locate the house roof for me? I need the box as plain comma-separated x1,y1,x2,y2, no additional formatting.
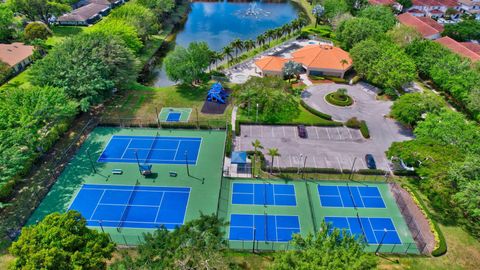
368,0,397,5
408,8,426,14
291,45,352,71
397,13,444,38
430,9,445,14
461,42,480,54
412,0,459,7
254,56,289,72
58,3,110,22
435,36,480,61
0,43,34,67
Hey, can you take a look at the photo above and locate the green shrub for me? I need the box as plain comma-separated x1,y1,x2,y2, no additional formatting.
345,117,361,128
325,92,353,106
300,100,333,120
225,124,233,157
351,75,361,84
24,22,52,41
360,120,370,138
308,74,325,81
325,76,348,84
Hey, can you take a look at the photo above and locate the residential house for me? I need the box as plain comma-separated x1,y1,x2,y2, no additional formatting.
368,0,403,12
435,36,480,61
397,13,445,39
0,43,35,73
407,0,460,18
57,0,127,26
254,45,353,78
458,0,480,20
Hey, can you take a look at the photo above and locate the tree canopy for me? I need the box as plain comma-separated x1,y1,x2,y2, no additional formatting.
322,0,349,20
390,92,444,127
236,77,299,123
271,221,378,270
89,18,143,53
109,3,159,40
0,4,14,42
164,42,212,85
358,5,397,31
29,32,139,111
110,214,230,270
442,19,480,41
336,17,383,50
9,211,115,269
7,0,75,24
24,21,52,41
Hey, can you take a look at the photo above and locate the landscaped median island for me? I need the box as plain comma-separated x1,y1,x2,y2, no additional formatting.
325,88,354,107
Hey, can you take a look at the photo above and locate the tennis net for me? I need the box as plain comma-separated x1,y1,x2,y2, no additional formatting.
145,132,159,163
117,180,140,231
356,213,368,245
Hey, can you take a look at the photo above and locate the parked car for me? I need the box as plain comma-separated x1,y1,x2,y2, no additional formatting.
365,154,377,169
297,125,307,138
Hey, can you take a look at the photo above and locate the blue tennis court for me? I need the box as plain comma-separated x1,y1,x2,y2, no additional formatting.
68,184,190,229
229,214,300,242
98,135,202,164
325,216,401,245
318,185,386,208
231,183,296,206
166,112,181,122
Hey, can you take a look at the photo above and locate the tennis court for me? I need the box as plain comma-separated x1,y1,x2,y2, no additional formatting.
325,216,401,245
158,107,192,122
229,214,301,242
68,184,190,229
318,184,385,208
231,183,296,206
97,135,202,165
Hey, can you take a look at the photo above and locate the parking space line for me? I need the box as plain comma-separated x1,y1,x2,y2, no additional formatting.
313,156,318,167
359,156,367,169
271,126,275,138
347,128,353,140
289,156,293,167
323,156,329,168
336,128,342,140
291,126,296,138
326,128,331,140
336,156,343,172
282,126,286,137
315,127,319,139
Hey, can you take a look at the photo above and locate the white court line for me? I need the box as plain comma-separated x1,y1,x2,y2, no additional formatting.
89,190,106,220
291,126,296,138
347,128,353,140
98,203,159,208
172,141,182,160
326,128,331,140
336,186,345,207
154,192,166,223
323,156,330,167
367,218,379,243
120,139,132,159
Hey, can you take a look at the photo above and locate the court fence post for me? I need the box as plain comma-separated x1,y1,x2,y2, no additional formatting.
122,234,127,246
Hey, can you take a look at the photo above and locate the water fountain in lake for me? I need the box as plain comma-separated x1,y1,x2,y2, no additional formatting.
236,2,271,19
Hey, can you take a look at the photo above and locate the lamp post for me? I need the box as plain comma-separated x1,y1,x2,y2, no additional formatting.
297,154,303,174
255,103,259,123
302,155,308,179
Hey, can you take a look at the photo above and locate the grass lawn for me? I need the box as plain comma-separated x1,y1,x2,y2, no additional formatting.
45,26,85,47
103,82,231,125
236,100,338,125
0,253,14,269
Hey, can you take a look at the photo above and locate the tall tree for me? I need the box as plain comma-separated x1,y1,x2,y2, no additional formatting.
7,0,75,25
358,5,397,31
110,214,229,269
282,60,303,82
336,18,383,49
252,139,264,174
109,3,159,40
267,148,280,173
271,221,378,270
230,38,243,58
9,211,115,270
164,42,212,85
89,18,143,53
29,32,139,111
312,4,325,28
222,45,233,63
391,92,445,127
442,19,480,41
323,0,349,21
0,4,14,42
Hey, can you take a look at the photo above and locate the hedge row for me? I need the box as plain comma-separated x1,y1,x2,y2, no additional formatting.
359,120,370,139
325,92,353,107
299,99,333,120
403,184,447,257
235,120,343,136
225,124,233,157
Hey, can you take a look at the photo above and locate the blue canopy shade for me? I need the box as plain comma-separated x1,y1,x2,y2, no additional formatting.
231,151,247,164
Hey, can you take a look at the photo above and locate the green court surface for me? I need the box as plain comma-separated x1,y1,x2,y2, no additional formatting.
218,178,419,254
28,127,226,245
158,107,192,122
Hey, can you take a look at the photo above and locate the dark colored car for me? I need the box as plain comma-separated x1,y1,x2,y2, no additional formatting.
297,125,308,138
365,154,377,169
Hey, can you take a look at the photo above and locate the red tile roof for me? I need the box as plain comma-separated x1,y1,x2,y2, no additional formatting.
291,45,352,71
254,56,289,72
368,0,396,5
461,42,480,54
435,36,480,61
412,0,458,7
0,43,34,67
397,13,443,38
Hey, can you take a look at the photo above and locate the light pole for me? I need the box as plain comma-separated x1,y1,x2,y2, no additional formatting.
297,154,303,174
302,155,308,179
255,103,259,123
349,157,357,180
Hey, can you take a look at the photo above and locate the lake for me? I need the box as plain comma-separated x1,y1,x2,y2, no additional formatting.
152,0,300,87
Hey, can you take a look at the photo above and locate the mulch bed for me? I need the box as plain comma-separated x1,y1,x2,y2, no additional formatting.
201,88,231,114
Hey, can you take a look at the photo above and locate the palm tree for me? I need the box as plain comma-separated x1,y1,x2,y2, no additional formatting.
267,148,280,173
222,46,233,63
244,39,255,51
251,139,264,176
340,59,349,68
265,29,276,46
231,38,244,58
256,34,266,47
312,4,325,28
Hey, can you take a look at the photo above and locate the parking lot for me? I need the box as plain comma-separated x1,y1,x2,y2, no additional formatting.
234,83,414,172
236,125,386,171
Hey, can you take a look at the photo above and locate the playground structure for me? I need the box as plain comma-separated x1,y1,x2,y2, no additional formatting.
207,83,229,104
